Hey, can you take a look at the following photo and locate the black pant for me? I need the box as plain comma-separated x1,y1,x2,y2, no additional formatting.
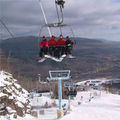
49,46,55,57
54,46,65,58
60,46,65,56
39,47,48,58
54,47,60,58
65,46,72,55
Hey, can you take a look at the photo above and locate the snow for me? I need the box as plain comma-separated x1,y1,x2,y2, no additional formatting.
61,92,120,120
14,83,21,89
0,92,8,97
0,115,11,120
14,90,119,120
1,89,120,120
12,114,38,120
15,101,24,108
22,88,29,95
7,107,16,113
0,71,13,87
9,96,14,100
76,78,110,86
1,72,120,120
76,78,120,86
30,95,53,107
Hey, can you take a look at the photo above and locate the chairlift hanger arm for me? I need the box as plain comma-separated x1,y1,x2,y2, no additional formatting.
55,0,64,24
38,0,52,37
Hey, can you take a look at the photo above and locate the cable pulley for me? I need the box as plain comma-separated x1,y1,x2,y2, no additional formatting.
55,0,65,8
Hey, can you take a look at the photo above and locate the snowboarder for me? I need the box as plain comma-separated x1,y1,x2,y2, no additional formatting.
39,36,48,60
48,35,56,57
55,34,65,58
65,36,74,58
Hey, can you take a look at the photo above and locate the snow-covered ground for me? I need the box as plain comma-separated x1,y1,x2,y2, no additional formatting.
61,91,120,120
76,78,120,86
1,72,120,120
8,90,120,120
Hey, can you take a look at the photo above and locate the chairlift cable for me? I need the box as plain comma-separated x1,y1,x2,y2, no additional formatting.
38,25,45,51
69,26,76,44
0,19,14,38
60,6,64,24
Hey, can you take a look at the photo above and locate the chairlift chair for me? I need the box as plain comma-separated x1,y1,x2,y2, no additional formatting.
64,82,77,97
38,74,48,84
38,0,75,62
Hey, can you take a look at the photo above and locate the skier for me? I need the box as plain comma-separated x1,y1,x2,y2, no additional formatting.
48,35,56,57
39,36,48,60
74,88,77,96
55,34,65,58
65,36,74,58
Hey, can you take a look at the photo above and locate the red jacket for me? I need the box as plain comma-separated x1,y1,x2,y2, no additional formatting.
48,35,56,46
56,38,65,46
40,40,48,48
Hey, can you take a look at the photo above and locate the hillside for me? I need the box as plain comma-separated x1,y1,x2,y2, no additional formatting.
0,36,120,90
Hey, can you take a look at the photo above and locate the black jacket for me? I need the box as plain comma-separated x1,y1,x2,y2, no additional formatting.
65,40,73,46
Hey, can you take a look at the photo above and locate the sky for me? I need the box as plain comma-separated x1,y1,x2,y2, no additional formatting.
0,0,120,41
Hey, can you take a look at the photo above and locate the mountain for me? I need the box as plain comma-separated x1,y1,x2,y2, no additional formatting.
0,36,120,90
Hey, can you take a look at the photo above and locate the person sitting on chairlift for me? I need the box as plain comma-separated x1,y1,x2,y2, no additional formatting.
65,36,74,58
55,34,65,58
48,35,56,57
39,36,48,59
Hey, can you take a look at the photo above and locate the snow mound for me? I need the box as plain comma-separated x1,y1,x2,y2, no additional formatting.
0,71,32,119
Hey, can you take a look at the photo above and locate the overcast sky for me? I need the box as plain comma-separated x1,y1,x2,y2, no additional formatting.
0,0,120,41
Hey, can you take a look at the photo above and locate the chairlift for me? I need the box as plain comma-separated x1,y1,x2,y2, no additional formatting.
38,0,75,63
64,87,77,97
38,74,48,84
64,82,77,97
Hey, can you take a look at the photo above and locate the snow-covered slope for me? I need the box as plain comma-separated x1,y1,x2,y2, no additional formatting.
76,78,120,86
12,90,120,120
61,91,120,120
0,71,31,119
1,73,120,120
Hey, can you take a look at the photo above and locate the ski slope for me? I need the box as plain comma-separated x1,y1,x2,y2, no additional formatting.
61,91,120,120
10,90,120,120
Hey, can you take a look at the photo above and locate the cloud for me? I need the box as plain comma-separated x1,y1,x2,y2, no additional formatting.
0,0,120,41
